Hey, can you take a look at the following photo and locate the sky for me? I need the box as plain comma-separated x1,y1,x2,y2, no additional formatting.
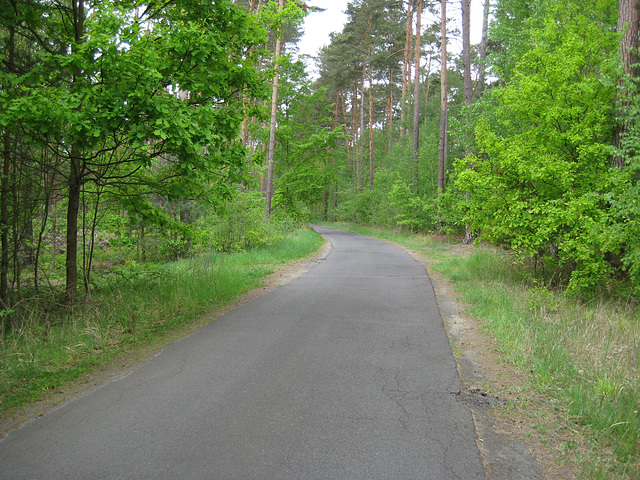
297,0,488,76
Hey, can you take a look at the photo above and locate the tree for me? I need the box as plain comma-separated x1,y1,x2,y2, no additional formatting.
478,0,491,93
461,0,474,243
612,0,639,168
263,0,308,218
454,0,618,292
401,0,414,135
2,0,268,302
438,0,448,194
265,0,285,219
413,0,423,186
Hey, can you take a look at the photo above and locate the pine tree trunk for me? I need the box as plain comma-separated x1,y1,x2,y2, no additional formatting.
265,0,284,218
478,0,490,93
340,91,352,173
462,0,472,108
401,0,413,135
352,82,359,182
438,0,448,193
412,0,422,188
462,0,475,244
368,55,374,189
387,70,394,155
359,63,366,187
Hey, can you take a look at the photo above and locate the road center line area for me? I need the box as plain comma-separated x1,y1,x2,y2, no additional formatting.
0,225,484,479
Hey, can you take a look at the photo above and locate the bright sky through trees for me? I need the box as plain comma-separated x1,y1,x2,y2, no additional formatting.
298,0,487,63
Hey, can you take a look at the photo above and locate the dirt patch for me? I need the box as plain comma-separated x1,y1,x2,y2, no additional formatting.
406,245,578,480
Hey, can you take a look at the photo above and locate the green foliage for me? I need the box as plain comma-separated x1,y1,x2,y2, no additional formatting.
387,180,436,232
0,0,271,305
269,78,345,221
455,0,619,294
607,77,640,294
207,191,275,253
435,188,468,236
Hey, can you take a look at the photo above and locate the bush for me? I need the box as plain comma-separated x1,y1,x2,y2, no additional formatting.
388,180,437,232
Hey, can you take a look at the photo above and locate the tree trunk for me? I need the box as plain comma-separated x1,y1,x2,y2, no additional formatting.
352,82,359,182
265,0,285,218
355,63,366,188
360,61,366,186
65,0,85,303
65,150,82,303
478,0,490,94
462,0,475,244
462,0,472,108
1,20,16,310
387,70,394,155
612,0,639,168
1,132,10,309
424,53,432,105
412,0,422,188
368,49,374,189
401,0,413,135
339,90,352,173
438,0,448,193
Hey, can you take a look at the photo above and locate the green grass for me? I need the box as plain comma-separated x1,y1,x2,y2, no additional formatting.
435,251,640,478
325,222,640,479
0,228,325,414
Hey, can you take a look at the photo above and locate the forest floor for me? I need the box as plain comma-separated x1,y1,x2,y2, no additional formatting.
1,237,578,479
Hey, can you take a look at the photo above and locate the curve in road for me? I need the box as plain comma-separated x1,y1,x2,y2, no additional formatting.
0,225,484,479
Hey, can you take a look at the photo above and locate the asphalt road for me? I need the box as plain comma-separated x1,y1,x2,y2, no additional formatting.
0,225,484,479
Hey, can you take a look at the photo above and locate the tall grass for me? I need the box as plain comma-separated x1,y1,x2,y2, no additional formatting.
0,228,324,413
434,251,640,477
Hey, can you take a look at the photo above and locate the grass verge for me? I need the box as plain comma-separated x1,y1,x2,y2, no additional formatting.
0,227,325,416
324,222,639,479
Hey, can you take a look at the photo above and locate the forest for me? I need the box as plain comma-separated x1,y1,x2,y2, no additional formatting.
1,0,639,313
1,0,640,474
313,0,640,298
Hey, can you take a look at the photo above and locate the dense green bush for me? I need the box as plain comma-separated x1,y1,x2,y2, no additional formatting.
454,1,618,294
387,180,436,232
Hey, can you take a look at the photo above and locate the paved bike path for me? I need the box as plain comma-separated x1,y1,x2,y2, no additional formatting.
0,225,484,479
